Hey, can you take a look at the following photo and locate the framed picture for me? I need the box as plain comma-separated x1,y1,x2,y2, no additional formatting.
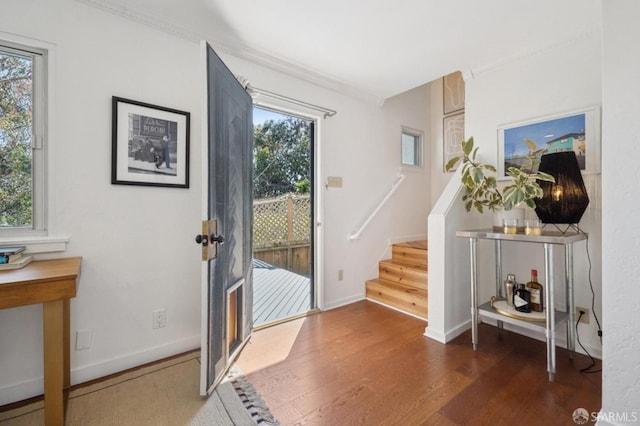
112,97,190,188
497,106,600,178
443,72,465,114
443,112,465,172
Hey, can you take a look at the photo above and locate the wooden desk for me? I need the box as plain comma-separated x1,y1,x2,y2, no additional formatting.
0,257,82,425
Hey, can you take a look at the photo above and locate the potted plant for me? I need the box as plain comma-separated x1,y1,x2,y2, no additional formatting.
445,137,555,215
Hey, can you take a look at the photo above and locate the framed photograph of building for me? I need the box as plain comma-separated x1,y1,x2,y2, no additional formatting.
497,106,600,178
111,96,190,188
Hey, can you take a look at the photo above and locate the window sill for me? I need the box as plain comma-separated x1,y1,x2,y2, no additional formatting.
0,236,69,254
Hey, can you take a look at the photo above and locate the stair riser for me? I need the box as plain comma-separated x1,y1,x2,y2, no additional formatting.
392,246,428,268
366,280,428,320
379,263,427,291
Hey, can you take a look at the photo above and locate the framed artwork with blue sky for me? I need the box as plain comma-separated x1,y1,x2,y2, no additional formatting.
497,106,600,178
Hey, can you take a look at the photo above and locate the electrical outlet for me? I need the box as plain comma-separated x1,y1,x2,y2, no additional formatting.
153,309,167,329
576,306,590,324
75,329,92,350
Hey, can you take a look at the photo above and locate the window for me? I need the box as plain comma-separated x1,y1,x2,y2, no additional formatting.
401,126,423,167
0,41,46,235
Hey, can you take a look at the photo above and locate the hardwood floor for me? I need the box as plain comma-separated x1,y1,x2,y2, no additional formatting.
237,301,601,425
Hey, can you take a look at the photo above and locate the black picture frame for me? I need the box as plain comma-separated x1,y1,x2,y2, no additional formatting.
111,96,190,188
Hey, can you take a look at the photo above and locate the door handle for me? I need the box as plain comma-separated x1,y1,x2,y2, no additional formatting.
195,234,209,246
197,220,219,261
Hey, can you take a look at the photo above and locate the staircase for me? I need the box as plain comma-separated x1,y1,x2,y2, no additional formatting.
365,240,428,320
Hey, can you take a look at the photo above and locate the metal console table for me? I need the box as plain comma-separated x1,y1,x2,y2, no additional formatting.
456,228,587,381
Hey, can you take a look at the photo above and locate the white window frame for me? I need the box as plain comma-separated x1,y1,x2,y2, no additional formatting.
0,41,46,237
401,126,423,168
0,33,66,253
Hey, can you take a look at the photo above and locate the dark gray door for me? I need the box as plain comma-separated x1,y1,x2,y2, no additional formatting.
200,42,253,396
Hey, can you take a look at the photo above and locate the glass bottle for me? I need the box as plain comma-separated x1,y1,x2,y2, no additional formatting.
525,269,544,312
513,284,531,313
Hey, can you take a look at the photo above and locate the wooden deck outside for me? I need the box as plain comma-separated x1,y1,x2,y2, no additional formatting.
252,259,311,327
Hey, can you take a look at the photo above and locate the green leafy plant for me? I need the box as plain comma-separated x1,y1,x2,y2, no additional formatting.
445,137,555,213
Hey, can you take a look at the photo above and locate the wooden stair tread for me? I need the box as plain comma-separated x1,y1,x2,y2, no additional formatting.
364,240,428,320
378,259,427,291
393,240,427,250
391,244,427,268
366,278,427,297
366,279,427,319
379,258,427,272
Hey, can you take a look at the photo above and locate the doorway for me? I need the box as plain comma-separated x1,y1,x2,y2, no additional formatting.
252,106,315,328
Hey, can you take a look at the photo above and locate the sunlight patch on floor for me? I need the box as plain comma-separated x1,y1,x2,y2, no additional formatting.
237,318,305,374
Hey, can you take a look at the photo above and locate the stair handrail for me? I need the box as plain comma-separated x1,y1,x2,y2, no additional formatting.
348,171,406,240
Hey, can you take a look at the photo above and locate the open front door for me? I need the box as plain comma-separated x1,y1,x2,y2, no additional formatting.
197,41,253,396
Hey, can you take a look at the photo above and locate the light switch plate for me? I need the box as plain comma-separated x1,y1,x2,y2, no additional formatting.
327,176,343,188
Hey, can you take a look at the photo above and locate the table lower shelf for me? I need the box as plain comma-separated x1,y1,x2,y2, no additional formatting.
477,300,570,333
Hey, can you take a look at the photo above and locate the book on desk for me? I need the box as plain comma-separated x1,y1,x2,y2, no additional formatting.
0,246,32,270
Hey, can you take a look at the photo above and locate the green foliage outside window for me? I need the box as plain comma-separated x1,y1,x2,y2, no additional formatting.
253,117,311,199
0,51,33,228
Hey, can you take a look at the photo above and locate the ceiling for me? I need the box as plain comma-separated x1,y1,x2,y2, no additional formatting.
94,0,602,101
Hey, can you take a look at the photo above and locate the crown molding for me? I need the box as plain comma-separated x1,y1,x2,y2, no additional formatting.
466,26,602,80
76,0,385,105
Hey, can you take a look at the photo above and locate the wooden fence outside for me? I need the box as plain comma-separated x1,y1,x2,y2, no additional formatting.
253,193,311,275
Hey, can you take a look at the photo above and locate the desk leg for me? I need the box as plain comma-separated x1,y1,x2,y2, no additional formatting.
63,298,70,390
43,300,64,425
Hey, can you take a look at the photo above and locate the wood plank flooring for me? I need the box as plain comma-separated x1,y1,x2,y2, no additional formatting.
237,300,601,425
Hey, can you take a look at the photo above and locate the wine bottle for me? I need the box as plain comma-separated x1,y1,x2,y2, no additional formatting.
525,269,544,312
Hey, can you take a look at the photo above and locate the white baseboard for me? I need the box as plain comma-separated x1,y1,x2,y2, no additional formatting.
0,376,44,407
426,318,602,359
445,319,472,342
423,320,471,344
366,298,427,321
322,294,365,311
0,334,200,406
423,327,446,343
479,318,602,359
71,334,201,385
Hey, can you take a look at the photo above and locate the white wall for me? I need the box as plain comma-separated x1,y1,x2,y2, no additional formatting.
601,1,640,423
427,29,603,355
0,0,430,404
0,0,204,404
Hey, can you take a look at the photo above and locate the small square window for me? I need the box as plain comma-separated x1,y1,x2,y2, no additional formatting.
401,127,423,167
